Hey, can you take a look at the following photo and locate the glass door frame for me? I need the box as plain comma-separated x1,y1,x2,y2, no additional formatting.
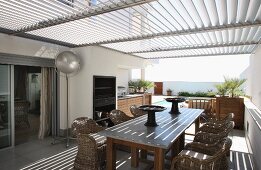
10,65,15,147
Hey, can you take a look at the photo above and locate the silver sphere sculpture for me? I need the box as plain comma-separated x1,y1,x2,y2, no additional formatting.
55,51,80,74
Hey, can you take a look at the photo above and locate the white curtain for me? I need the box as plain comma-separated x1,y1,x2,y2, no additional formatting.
38,67,52,139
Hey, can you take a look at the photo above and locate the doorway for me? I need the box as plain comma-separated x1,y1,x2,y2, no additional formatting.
0,64,11,149
14,66,42,145
154,82,163,95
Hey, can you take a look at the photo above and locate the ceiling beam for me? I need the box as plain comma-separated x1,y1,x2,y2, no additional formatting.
77,22,261,46
145,52,251,59
0,27,77,47
12,0,156,35
129,42,258,53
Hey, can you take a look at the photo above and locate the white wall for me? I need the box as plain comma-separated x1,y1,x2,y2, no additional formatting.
0,33,69,58
63,46,146,129
117,68,129,89
244,45,261,170
0,34,146,129
162,81,220,95
246,45,261,110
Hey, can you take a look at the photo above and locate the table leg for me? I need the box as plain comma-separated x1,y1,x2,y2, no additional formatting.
131,147,139,167
140,149,147,159
154,148,165,170
179,132,185,151
195,117,200,134
106,137,116,170
171,138,180,158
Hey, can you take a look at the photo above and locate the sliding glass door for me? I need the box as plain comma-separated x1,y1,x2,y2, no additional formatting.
0,64,12,148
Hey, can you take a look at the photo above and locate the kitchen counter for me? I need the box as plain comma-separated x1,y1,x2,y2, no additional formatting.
117,93,152,117
118,94,144,100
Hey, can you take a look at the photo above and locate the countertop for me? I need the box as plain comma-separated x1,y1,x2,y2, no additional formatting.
117,94,144,100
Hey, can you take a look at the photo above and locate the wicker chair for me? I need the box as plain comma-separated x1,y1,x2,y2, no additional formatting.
14,100,30,128
74,133,106,170
188,99,216,121
206,112,234,126
130,105,145,117
71,117,105,138
198,121,235,134
171,137,232,170
194,123,233,144
109,109,133,125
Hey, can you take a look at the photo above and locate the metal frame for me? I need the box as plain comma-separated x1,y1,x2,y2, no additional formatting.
127,42,259,53
0,0,260,58
79,22,261,46
146,52,251,59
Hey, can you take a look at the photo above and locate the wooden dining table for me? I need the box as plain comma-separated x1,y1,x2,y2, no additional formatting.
97,107,203,170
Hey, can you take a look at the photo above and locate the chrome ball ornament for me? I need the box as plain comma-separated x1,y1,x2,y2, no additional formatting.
55,51,80,74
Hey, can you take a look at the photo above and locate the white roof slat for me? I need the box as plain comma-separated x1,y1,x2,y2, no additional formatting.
170,0,196,29
11,0,58,18
202,32,212,44
179,34,194,46
228,29,235,43
216,0,228,25
192,0,212,27
222,30,229,44
205,0,221,25
234,28,243,43
27,0,68,16
240,27,251,43
254,4,261,21
246,26,259,42
0,11,38,30
215,31,223,44
236,0,250,23
180,0,204,28
29,19,128,45
245,0,261,23
227,0,238,24
128,6,159,34
103,12,147,36
252,26,261,41
249,44,257,52
187,35,198,46
190,34,202,45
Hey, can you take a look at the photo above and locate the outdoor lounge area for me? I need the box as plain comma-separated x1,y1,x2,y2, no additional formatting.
0,0,261,170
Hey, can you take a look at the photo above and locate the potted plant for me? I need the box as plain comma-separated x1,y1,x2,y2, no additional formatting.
128,80,154,93
166,88,172,96
215,77,246,129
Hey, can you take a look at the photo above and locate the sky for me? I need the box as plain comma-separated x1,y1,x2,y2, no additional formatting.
144,54,250,82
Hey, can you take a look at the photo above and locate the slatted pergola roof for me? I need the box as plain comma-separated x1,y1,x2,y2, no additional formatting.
0,0,261,59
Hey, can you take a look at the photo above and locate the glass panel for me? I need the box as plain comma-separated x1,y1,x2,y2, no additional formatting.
0,64,11,148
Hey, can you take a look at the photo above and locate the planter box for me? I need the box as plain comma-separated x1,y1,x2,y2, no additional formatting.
216,97,244,129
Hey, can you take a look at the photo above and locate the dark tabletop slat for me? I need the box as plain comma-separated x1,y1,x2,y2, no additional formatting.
97,108,203,149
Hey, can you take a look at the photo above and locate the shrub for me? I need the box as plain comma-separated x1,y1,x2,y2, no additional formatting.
178,91,216,97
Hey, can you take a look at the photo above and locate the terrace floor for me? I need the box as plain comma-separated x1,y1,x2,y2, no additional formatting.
0,129,253,170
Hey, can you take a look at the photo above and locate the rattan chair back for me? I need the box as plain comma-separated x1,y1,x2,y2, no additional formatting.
171,137,232,170
74,133,106,170
71,117,105,138
109,109,132,125
130,105,145,117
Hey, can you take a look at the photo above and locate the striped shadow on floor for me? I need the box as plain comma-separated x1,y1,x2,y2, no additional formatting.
20,149,254,170
229,151,254,170
19,146,136,170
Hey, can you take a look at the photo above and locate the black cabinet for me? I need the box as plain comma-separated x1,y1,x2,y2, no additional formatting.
93,76,116,126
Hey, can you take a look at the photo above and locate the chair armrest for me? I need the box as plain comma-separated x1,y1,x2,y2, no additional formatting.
198,124,223,133
171,153,219,169
194,131,228,144
185,142,219,155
